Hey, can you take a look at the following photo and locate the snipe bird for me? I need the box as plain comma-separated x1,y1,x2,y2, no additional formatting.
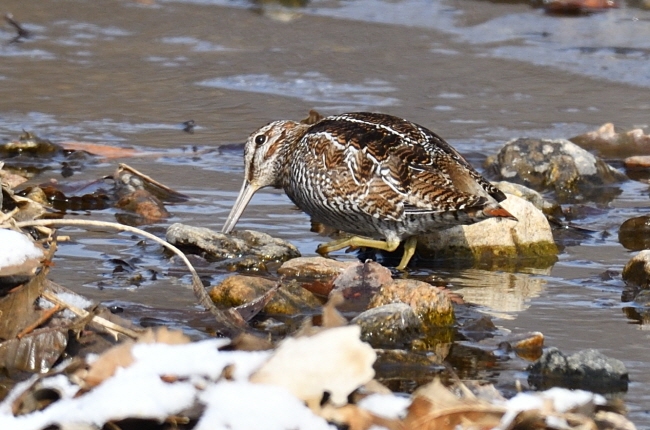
222,112,515,270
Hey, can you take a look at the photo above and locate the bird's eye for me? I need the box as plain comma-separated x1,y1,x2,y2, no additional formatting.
254,134,267,146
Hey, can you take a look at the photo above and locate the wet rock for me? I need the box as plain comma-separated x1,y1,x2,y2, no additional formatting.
542,0,618,15
485,137,625,201
527,347,628,393
623,290,650,325
624,155,650,170
457,315,498,342
571,122,650,157
209,275,321,315
166,223,300,268
115,189,169,225
632,289,650,306
332,260,393,294
622,250,650,288
0,131,94,178
418,194,558,265
0,165,28,189
351,303,423,349
373,348,448,391
492,181,558,215
368,279,454,328
498,332,545,361
624,155,650,182
277,256,352,278
619,216,650,251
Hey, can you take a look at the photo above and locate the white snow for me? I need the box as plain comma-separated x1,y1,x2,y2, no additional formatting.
357,393,411,419
498,387,607,429
196,381,335,430
0,338,271,429
0,229,43,272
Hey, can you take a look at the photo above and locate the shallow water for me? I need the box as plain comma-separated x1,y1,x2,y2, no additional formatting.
2,0,650,425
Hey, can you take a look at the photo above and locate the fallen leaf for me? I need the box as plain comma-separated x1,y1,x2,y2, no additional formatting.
250,325,376,407
321,291,348,328
0,327,68,372
0,259,50,339
404,379,505,430
320,404,403,430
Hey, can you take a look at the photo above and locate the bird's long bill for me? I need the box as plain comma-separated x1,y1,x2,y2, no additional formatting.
221,180,259,234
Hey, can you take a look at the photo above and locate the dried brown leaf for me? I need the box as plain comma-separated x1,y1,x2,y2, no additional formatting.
83,340,135,388
405,379,505,430
322,291,348,328
320,404,403,430
1,185,47,222
0,327,68,372
115,164,188,202
0,259,50,339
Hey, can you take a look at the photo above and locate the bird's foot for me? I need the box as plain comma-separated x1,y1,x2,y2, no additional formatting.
317,236,417,270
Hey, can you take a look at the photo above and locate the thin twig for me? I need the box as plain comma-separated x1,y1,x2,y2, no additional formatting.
15,219,246,335
16,304,62,339
0,207,19,224
42,290,140,339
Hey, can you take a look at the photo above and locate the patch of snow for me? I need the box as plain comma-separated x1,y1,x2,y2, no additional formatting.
0,229,43,271
130,339,269,380
357,393,411,419
196,381,335,430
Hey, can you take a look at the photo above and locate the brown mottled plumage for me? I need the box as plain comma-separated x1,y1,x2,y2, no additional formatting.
222,112,516,269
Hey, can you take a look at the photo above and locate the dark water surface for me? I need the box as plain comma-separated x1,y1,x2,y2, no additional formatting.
2,0,650,425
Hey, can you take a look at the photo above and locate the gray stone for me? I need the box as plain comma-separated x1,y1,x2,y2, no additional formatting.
166,223,300,267
485,137,625,202
527,347,628,393
352,303,423,349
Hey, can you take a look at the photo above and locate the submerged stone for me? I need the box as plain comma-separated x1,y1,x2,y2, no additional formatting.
209,275,321,315
619,216,650,251
527,347,628,393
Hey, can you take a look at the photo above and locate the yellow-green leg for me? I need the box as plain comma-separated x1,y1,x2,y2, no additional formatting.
396,236,417,271
316,235,417,271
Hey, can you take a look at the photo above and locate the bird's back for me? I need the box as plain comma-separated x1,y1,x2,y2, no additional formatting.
282,112,510,238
